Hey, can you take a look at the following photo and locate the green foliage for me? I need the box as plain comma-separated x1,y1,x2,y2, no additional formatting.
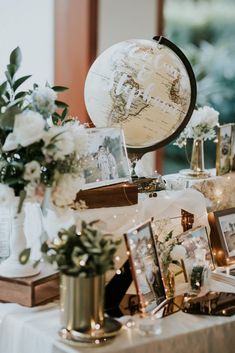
0,47,69,130
40,221,121,277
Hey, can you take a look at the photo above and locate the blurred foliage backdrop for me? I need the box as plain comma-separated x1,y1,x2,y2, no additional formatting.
164,0,235,173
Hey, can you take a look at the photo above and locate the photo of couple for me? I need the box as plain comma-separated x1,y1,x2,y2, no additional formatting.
82,127,131,189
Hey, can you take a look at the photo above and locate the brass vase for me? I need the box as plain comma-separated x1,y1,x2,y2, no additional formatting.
60,274,105,332
180,139,210,178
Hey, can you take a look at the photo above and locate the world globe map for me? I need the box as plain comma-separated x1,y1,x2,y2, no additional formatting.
84,38,196,152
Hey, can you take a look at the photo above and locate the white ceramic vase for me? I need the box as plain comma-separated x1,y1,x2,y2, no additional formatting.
0,199,40,278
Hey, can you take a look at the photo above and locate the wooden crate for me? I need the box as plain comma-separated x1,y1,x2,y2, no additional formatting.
0,264,59,307
76,182,138,208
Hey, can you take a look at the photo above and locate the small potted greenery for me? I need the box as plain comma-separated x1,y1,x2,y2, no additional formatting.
41,220,121,334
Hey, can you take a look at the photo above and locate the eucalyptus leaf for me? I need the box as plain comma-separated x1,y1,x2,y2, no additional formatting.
0,82,7,95
19,248,31,265
13,75,31,91
5,70,12,86
10,47,22,70
0,106,21,130
55,100,69,108
52,86,68,92
7,64,17,79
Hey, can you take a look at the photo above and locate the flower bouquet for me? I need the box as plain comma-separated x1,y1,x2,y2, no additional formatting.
174,105,219,177
0,47,87,277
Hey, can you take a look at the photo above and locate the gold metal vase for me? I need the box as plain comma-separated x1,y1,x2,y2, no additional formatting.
60,274,105,332
180,139,210,178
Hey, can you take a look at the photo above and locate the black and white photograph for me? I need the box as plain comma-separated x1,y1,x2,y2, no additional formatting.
124,219,166,314
82,127,131,189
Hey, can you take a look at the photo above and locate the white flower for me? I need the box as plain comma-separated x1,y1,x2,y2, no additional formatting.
43,126,75,160
24,161,41,181
170,244,187,262
31,86,57,117
2,133,18,151
0,184,15,206
174,105,219,147
3,110,45,151
52,174,84,207
189,106,219,129
67,121,88,156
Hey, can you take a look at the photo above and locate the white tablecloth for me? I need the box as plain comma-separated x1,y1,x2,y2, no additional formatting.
0,279,234,353
0,188,230,353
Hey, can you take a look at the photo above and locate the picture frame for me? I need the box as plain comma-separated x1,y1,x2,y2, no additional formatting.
208,208,235,265
216,123,233,175
82,127,131,190
177,226,214,271
231,124,235,171
124,219,166,314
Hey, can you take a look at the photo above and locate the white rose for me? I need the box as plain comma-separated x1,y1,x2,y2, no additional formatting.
2,133,18,152
0,183,15,206
31,86,57,116
170,244,187,261
11,110,45,147
24,161,41,181
52,174,84,207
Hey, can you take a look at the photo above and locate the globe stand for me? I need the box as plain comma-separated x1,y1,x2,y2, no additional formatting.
129,152,166,195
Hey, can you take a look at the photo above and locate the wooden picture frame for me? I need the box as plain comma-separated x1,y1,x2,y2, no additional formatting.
216,123,233,175
124,219,166,314
208,208,235,266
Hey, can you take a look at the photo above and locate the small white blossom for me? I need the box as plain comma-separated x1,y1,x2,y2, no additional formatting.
170,244,187,261
0,183,15,206
24,161,41,181
31,86,57,117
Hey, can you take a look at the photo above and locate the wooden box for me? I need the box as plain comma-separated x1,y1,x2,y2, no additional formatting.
0,264,59,307
76,182,138,208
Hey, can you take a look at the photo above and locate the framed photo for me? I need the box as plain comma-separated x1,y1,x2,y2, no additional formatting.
82,127,131,190
216,124,233,175
231,124,235,171
208,208,235,265
177,226,214,270
124,219,166,314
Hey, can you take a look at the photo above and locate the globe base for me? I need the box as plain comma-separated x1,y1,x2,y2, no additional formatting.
179,169,211,179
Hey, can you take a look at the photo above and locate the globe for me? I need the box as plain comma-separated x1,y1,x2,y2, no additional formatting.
84,37,196,153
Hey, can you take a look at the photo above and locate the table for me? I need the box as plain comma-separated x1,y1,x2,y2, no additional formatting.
0,279,234,353
0,189,233,353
